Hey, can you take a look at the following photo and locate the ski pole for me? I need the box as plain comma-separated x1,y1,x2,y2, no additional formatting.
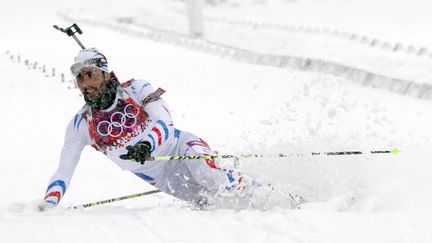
148,148,401,161
69,189,161,209
53,23,86,49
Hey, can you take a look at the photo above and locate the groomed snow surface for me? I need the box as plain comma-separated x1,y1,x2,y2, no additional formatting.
1,0,431,242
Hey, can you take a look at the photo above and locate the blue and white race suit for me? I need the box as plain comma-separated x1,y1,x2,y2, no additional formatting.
43,79,256,206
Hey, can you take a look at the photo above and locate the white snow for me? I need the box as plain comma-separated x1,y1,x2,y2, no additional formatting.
1,0,432,242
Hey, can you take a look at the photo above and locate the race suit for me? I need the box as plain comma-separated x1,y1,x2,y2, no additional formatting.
43,79,255,206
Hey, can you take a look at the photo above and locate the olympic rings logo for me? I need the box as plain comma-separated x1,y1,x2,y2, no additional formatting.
96,104,140,137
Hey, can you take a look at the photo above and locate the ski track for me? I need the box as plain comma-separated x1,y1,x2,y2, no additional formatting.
54,13,432,102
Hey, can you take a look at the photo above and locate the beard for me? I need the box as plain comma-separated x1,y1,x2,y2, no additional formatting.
84,79,119,110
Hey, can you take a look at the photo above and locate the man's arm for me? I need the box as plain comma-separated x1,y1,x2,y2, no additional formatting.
137,80,174,153
43,115,88,207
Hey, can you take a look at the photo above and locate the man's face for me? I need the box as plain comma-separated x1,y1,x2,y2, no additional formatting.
75,67,108,102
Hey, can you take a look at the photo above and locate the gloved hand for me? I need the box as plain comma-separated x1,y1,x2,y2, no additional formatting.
119,141,152,164
35,200,55,212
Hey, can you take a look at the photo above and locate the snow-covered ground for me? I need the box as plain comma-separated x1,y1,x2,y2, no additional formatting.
1,0,432,242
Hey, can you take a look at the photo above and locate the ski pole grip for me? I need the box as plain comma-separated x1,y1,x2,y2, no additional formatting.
70,23,83,35
53,23,82,36
53,23,86,49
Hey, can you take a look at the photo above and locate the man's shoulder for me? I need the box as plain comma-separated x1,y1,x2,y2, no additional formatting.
121,79,152,89
69,105,89,131
121,79,155,97
75,104,89,116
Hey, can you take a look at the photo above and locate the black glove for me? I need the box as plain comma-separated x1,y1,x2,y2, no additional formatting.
119,141,152,164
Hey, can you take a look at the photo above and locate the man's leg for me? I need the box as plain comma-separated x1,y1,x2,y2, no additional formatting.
177,131,261,199
176,131,305,209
